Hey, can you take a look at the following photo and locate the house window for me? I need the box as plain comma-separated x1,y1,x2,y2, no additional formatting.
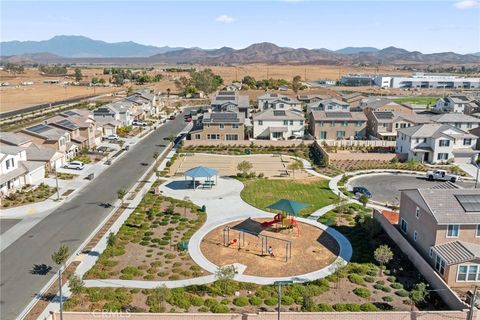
195,134,201,140
468,265,478,281
279,103,284,109
225,134,238,141
258,121,263,126
299,120,303,125
290,120,294,125
468,123,473,129
435,255,445,275
423,138,427,143
415,207,420,219
219,124,224,129
437,153,449,160
330,121,335,127
207,134,220,140
336,131,345,138
476,224,480,237
319,131,327,139
429,247,433,258
395,123,399,129
464,138,472,145
457,266,468,281
447,224,459,237
439,139,450,147
232,124,239,129
319,121,324,127
416,138,419,143
283,120,288,126
342,121,348,127
457,265,479,282
400,218,408,234
5,158,14,170
272,132,283,139
454,123,461,128
413,230,418,241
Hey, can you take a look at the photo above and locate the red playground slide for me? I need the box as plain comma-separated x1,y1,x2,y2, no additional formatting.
261,214,282,227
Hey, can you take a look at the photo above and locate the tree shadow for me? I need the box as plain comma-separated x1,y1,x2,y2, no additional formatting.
30,264,52,275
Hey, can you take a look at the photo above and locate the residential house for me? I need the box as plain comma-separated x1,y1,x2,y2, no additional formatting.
0,131,33,148
307,99,350,114
253,109,305,140
126,90,159,117
341,92,366,108
0,144,45,197
361,97,414,114
396,123,478,164
189,112,245,141
297,94,330,104
366,111,431,140
58,109,102,148
308,111,367,140
398,188,480,288
434,95,478,114
257,93,302,112
46,116,89,149
430,113,480,132
211,91,250,118
93,105,127,135
19,123,78,160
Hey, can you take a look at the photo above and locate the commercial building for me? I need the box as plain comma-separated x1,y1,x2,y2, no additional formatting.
340,75,374,86
374,73,480,89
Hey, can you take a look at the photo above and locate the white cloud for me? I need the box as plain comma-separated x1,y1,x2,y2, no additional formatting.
215,15,236,23
453,0,480,9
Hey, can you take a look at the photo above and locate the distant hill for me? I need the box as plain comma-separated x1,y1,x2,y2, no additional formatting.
335,47,379,54
0,35,184,58
1,36,479,65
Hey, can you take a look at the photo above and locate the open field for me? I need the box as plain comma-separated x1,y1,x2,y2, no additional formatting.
201,218,339,277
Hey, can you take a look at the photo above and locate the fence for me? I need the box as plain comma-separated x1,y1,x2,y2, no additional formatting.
182,140,314,147
52,310,477,320
321,139,396,148
373,210,470,311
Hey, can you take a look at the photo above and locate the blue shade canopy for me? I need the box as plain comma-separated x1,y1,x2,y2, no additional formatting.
267,199,309,216
184,166,218,178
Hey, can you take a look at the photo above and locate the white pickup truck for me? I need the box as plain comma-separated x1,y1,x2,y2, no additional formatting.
426,169,460,183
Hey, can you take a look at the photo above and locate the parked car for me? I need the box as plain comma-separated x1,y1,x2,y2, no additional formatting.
105,134,119,141
185,117,192,122
426,170,459,182
64,161,85,170
169,115,176,120
132,120,147,127
353,186,372,198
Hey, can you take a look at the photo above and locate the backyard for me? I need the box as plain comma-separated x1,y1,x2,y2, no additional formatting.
240,178,337,217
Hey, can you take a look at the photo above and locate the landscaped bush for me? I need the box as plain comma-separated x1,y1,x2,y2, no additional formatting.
382,296,393,302
210,303,229,313
391,282,403,289
395,289,409,297
281,296,294,305
387,276,396,283
249,296,262,306
364,275,375,283
317,303,334,312
348,274,365,286
264,297,278,306
233,297,249,307
333,303,361,312
203,298,217,308
353,287,371,298
360,303,378,311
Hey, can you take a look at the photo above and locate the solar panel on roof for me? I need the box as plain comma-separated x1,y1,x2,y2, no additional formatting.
375,112,394,119
57,119,78,130
27,124,52,133
218,91,235,96
63,110,79,116
216,96,236,101
325,112,352,118
455,194,480,212
273,110,286,116
270,94,278,97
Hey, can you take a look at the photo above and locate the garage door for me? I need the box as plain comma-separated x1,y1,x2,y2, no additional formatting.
454,154,473,164
104,127,114,136
53,157,64,170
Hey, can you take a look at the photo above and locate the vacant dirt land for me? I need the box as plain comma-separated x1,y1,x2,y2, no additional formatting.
201,218,339,277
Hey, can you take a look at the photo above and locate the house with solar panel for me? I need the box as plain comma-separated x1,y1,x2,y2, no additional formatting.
398,187,480,288
361,97,414,114
57,109,102,148
19,123,78,160
210,91,250,117
93,103,132,135
189,112,245,141
396,123,478,164
366,111,431,140
297,94,330,104
257,93,302,112
306,98,351,114
308,110,367,140
45,116,90,150
253,109,305,140
434,95,479,114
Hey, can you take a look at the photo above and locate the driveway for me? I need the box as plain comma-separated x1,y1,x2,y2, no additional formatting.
349,173,475,204
0,112,190,320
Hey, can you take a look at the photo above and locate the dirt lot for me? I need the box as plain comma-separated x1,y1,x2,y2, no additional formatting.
170,153,310,179
201,218,339,277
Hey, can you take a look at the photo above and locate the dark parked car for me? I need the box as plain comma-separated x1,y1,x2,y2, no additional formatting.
353,186,372,198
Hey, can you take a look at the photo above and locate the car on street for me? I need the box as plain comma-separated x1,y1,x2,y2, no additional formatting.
105,134,120,141
132,120,147,127
185,117,192,122
426,169,460,182
353,186,372,198
64,161,85,170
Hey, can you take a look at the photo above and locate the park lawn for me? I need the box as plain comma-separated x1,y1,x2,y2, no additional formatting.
393,96,439,106
240,178,337,217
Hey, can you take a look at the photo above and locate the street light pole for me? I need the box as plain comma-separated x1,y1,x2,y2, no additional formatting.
274,280,293,320
468,286,477,320
475,163,479,189
55,169,60,200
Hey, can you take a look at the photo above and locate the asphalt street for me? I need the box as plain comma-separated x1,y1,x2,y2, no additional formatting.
0,113,188,320
350,173,475,204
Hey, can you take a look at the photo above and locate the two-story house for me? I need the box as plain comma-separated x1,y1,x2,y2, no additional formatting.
307,99,350,114
434,95,477,114
0,144,45,197
93,105,124,136
211,91,250,118
366,111,431,140
253,109,305,140
361,97,414,114
58,109,101,148
396,123,478,164
430,113,480,131
46,116,89,149
341,92,366,108
308,111,367,140
257,93,302,112
297,94,330,104
189,112,245,141
398,188,480,288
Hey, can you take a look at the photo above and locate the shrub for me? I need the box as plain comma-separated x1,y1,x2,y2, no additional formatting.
204,298,218,307
346,303,361,311
376,280,385,285
360,303,377,311
353,287,371,298
364,276,375,283
382,296,393,302
317,303,334,312
233,297,249,307
391,283,403,289
348,274,365,286
333,303,347,312
210,303,229,313
281,296,294,306
381,286,392,293
264,297,278,306
395,289,409,297
249,296,262,306
387,276,396,283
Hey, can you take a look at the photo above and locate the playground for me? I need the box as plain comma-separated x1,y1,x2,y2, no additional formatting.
169,153,310,179
200,217,340,277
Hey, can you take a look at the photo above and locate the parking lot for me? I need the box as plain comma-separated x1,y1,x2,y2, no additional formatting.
349,173,475,204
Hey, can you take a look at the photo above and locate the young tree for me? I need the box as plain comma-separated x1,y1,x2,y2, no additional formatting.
287,160,303,179
189,69,223,95
291,75,302,93
410,282,428,310
52,245,69,320
242,75,257,89
99,78,106,84
374,244,393,275
237,160,253,176
117,188,126,207
151,285,172,309
359,194,369,207
153,151,159,160
68,275,85,294
127,86,134,95
74,68,82,81
107,232,117,247
215,265,236,281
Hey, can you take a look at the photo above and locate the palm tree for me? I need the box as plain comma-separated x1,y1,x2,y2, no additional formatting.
52,245,69,320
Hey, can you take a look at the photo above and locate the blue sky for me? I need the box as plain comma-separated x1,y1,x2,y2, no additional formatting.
1,1,479,53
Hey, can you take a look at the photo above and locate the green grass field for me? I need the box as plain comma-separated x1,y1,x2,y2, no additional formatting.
393,96,439,106
240,178,337,217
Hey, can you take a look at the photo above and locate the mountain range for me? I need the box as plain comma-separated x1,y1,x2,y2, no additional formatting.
1,35,479,65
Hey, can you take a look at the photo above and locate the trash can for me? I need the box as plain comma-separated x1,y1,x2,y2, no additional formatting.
201,205,206,213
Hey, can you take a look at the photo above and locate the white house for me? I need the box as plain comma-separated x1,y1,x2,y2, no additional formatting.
253,109,305,140
0,145,45,197
307,99,350,113
93,103,132,134
433,95,476,114
257,93,302,112
396,123,479,164
430,113,480,131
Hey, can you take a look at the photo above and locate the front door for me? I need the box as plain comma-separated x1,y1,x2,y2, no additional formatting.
423,152,429,162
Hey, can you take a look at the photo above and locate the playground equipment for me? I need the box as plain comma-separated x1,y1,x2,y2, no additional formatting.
261,214,282,227
282,217,301,236
222,225,292,262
